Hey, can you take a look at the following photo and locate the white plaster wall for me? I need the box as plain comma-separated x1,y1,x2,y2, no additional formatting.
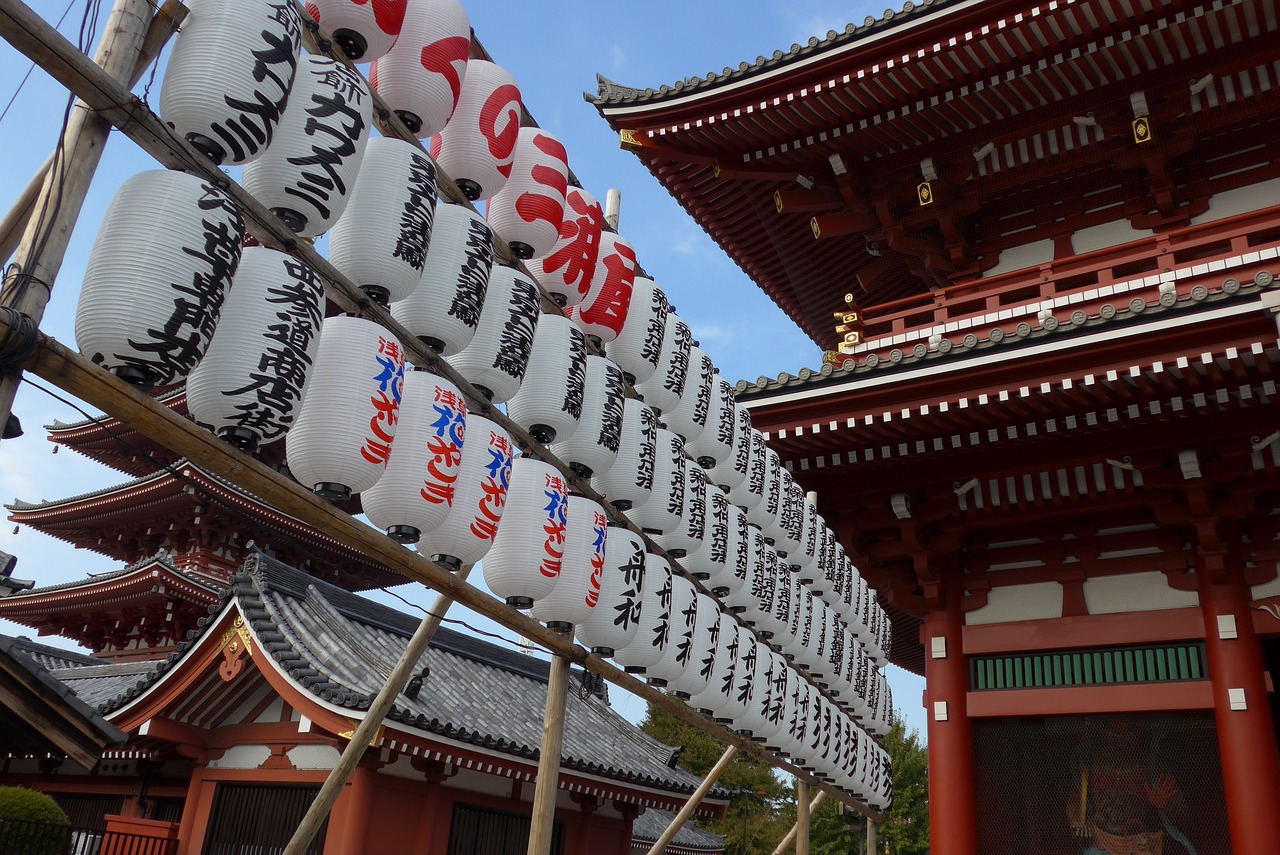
1082,570,1198,614
965,581,1063,625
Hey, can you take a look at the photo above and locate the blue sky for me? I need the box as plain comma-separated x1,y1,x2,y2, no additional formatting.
0,0,926,739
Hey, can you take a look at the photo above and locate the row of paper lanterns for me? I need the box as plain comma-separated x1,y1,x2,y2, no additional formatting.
72,0,898,803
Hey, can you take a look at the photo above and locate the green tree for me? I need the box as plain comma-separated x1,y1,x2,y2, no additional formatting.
640,702,788,854
878,715,929,855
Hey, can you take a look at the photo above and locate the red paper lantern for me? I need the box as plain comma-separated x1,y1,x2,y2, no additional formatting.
429,60,520,201
486,127,569,260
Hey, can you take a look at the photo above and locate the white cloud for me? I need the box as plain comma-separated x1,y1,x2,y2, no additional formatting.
610,43,626,74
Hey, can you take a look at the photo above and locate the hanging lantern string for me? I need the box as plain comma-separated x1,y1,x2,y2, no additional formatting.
290,8,873,730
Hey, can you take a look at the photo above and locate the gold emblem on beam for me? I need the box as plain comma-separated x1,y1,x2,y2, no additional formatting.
619,129,642,149
774,191,784,213
338,720,385,743
1132,117,1152,144
810,217,822,239
917,181,934,206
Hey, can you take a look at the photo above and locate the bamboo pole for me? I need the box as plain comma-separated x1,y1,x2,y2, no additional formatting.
767,791,827,855
281,568,470,855
527,642,572,855
0,0,885,823
867,819,878,854
0,0,186,265
0,0,152,428
796,780,811,855
0,312,881,822
645,745,739,855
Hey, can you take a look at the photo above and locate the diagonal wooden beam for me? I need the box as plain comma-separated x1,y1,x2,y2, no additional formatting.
645,745,738,855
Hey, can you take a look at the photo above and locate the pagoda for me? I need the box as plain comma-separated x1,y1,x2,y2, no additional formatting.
1,388,402,661
593,1,1280,853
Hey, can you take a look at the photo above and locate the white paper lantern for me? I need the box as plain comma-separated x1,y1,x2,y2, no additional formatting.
187,247,323,450
667,592,720,699
486,127,569,260
304,0,405,60
785,676,813,765
642,573,697,686
242,55,372,237
774,472,805,560
742,544,782,639
567,231,636,345
76,171,244,389
550,354,625,479
735,638,774,738
718,501,753,601
531,495,608,628
392,202,493,355
686,610,739,718
602,274,666,385
768,564,800,650
721,517,762,615
285,315,405,500
710,403,751,494
793,493,820,579
159,0,302,165
654,460,707,559
369,0,469,136
613,552,672,673
506,314,585,444
734,429,768,519
429,60,520,201
419,414,514,570
575,524,645,656
662,345,713,448
790,585,815,669
689,377,735,471
847,637,873,718
590,398,656,512
632,311,690,415
752,446,785,539
525,186,604,308
760,654,793,751
481,456,567,606
720,623,757,724
628,428,686,536
446,265,540,403
360,370,467,542
328,137,437,305
686,484,731,594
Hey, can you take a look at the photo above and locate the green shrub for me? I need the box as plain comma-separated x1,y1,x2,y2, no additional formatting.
0,786,69,855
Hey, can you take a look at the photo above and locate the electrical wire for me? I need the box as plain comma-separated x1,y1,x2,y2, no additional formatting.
0,0,78,128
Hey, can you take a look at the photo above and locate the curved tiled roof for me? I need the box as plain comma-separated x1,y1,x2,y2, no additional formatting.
631,808,726,853
81,552,721,802
0,551,219,599
589,0,957,107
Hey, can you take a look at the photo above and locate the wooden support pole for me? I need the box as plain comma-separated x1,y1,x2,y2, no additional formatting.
645,745,739,855
767,790,828,855
0,0,186,264
796,780,811,855
281,570,469,855
0,0,152,427
527,643,572,855
867,819,878,854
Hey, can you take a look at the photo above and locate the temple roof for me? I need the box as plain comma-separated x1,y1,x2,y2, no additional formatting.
631,808,726,853
592,0,1280,346
63,552,726,808
0,634,126,768
7,462,399,591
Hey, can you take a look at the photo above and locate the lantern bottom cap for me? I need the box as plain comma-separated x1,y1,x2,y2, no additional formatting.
611,500,632,511
624,666,647,674
586,334,602,349
549,292,568,308
313,482,351,502
758,630,774,640
416,335,446,353
735,729,753,738
672,691,690,700
505,596,533,609
729,606,747,615
697,456,716,468
432,554,463,572
695,708,713,716
271,207,308,234
713,718,734,725
508,241,534,260
569,462,594,479
456,179,481,201
332,28,367,60
111,365,154,390
474,384,495,402
529,424,557,444
545,621,573,632
590,646,614,657
216,426,259,452
393,110,423,135
386,525,421,544
360,284,390,308
647,678,668,687
666,548,687,559
690,572,710,581
185,133,225,165
712,587,729,598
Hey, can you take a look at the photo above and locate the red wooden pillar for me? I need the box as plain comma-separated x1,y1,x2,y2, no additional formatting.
923,583,977,855
325,764,375,854
1199,572,1280,854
